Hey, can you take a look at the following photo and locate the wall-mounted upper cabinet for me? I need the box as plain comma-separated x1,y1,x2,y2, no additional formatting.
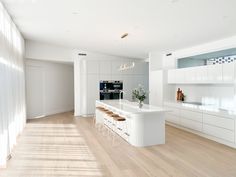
207,64,223,83
222,62,235,83
168,62,235,84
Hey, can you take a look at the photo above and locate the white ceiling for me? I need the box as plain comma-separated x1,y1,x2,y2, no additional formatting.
2,0,236,59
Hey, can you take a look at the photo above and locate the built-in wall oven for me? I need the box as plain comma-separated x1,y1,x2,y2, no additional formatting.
100,80,123,100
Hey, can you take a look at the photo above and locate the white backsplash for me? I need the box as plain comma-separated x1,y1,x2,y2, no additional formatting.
175,84,236,110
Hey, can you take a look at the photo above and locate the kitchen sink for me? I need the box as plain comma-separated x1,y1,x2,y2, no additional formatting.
183,101,203,105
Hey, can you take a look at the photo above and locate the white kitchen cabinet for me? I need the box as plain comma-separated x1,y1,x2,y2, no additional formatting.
123,75,134,101
163,54,176,69
167,69,176,84
222,62,234,83
164,101,236,147
167,63,233,84
207,64,222,83
168,107,180,116
180,118,203,132
149,70,163,106
175,68,185,83
203,124,235,143
111,74,123,81
195,65,208,83
203,114,234,131
176,104,203,132
132,62,144,75
99,61,112,75
87,60,99,74
180,109,202,123
111,61,123,75
100,74,112,81
165,106,180,125
86,74,100,114
184,67,196,83
165,113,180,125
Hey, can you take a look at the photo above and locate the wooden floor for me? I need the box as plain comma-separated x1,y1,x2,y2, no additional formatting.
1,112,236,177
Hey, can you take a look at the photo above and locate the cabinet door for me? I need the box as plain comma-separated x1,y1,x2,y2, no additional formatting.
184,67,196,83
195,66,208,83
165,113,180,125
167,69,176,84
207,64,222,83
203,114,234,131
180,118,203,132
203,124,234,143
100,61,111,75
123,75,135,101
87,74,100,114
203,114,235,142
180,109,203,123
175,69,185,83
222,62,234,83
87,60,99,74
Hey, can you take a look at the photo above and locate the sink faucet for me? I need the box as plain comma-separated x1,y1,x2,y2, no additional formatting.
119,90,125,100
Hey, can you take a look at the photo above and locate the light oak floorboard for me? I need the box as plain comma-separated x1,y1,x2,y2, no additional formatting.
0,112,236,177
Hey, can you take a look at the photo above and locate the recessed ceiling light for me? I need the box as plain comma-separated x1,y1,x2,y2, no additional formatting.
72,12,80,15
171,0,179,3
222,15,229,19
121,33,128,39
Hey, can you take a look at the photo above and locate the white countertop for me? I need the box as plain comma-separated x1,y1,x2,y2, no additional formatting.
96,99,169,115
164,100,236,119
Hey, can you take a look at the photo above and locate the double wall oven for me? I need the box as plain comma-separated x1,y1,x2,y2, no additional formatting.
99,80,123,100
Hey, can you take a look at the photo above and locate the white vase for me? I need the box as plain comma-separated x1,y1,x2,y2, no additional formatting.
138,101,143,108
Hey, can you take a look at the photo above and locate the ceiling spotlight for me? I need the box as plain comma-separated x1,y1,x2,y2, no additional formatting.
72,11,80,15
121,33,128,39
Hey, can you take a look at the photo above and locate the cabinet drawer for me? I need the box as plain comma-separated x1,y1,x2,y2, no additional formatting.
181,109,202,123
203,114,234,131
167,107,180,116
180,118,202,132
203,124,234,143
166,113,180,125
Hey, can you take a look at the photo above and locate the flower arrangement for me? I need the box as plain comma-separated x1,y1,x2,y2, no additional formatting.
132,84,148,108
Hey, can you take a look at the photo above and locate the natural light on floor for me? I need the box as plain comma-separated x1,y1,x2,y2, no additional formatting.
0,123,104,177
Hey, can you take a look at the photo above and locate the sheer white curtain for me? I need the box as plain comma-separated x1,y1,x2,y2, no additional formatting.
0,2,26,167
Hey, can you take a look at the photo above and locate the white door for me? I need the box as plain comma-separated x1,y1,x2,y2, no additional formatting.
26,66,44,119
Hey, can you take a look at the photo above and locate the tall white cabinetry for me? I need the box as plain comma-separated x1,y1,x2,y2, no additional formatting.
75,58,149,116
149,53,176,106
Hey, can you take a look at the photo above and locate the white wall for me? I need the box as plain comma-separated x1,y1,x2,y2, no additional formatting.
74,52,149,116
0,2,26,167
25,40,73,62
25,59,74,119
174,85,235,109
173,35,236,59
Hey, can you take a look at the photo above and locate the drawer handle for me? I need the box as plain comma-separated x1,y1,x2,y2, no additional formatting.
117,128,122,131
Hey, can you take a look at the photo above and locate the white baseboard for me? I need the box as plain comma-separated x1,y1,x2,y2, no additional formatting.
27,107,74,119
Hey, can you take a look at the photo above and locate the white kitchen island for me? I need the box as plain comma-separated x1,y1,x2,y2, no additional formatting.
95,100,169,147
